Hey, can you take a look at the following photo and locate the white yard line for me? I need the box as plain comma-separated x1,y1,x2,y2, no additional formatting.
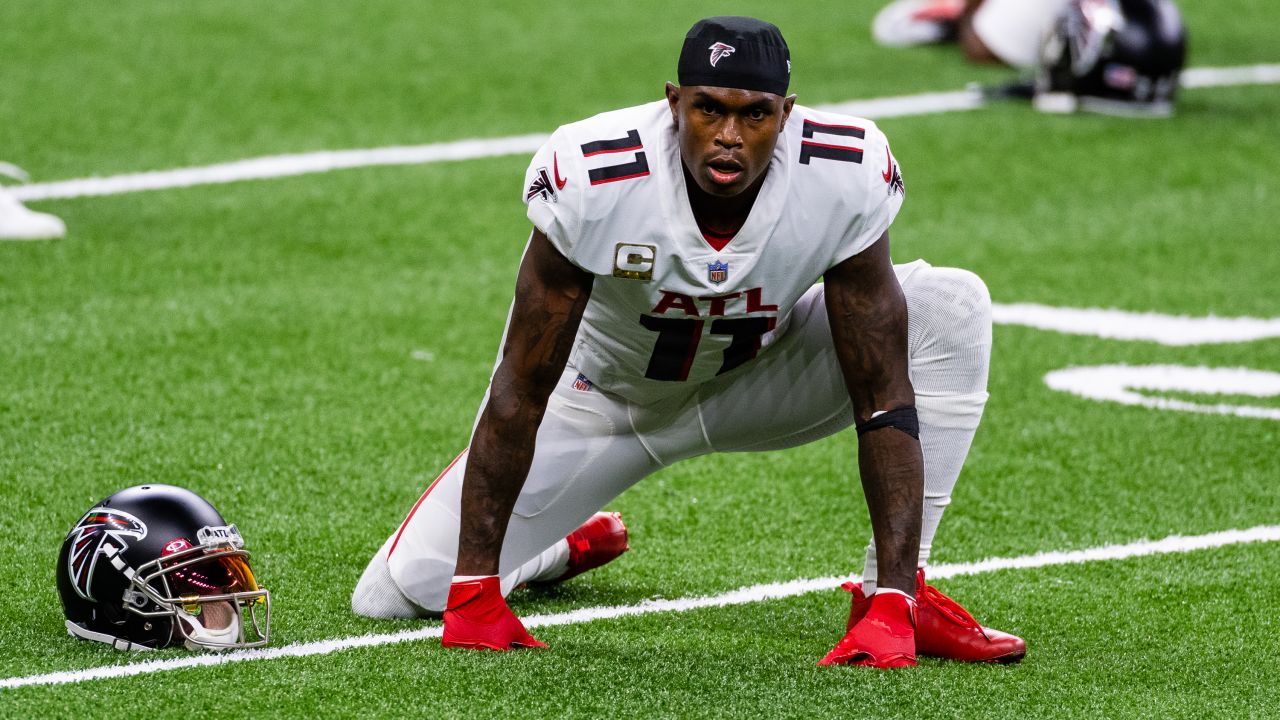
816,88,984,119
991,303,1280,345
10,64,1279,204
1181,64,1280,88
10,134,551,203
3,524,1278,690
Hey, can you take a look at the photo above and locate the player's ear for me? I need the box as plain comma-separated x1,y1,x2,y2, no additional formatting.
780,94,797,128
665,82,681,125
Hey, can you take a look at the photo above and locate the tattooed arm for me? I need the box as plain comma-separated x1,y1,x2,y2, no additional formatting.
823,231,923,595
454,228,594,575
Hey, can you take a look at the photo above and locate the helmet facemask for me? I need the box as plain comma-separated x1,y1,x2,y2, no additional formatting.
125,526,271,651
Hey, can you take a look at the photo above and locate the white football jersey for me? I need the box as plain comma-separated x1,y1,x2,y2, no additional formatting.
522,100,904,403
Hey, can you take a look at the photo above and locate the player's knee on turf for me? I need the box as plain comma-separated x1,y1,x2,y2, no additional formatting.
387,554,455,614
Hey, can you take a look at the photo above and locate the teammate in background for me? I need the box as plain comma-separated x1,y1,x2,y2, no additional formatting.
871,0,1071,69
353,16,1025,668
0,163,65,240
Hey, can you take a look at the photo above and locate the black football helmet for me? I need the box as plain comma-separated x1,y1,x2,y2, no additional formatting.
1035,0,1188,117
56,484,270,651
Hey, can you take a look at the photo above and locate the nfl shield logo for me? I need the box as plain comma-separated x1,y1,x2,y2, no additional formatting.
707,260,729,285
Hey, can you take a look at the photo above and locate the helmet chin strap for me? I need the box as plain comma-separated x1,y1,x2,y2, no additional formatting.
177,606,240,651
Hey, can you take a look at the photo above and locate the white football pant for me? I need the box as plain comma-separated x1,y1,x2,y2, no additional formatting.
971,0,1074,69
352,261,991,614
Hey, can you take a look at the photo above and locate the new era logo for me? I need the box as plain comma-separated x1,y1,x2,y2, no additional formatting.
708,42,735,67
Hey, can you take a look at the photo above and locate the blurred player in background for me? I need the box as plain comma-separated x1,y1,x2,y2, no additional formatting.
0,162,64,240
875,0,1188,117
354,15,1025,668
872,0,1072,68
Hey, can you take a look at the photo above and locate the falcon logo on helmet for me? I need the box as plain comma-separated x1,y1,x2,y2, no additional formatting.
65,509,147,601
708,42,736,67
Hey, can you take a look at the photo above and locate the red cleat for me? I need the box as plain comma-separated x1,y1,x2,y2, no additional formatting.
554,511,630,583
819,592,917,668
441,576,547,651
915,569,1026,663
841,580,873,632
840,568,1026,663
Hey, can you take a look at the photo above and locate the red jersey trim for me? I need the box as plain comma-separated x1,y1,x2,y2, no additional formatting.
701,229,736,252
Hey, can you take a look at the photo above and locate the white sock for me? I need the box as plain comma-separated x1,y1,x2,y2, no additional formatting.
515,538,572,584
861,267,991,594
451,575,497,582
874,587,916,605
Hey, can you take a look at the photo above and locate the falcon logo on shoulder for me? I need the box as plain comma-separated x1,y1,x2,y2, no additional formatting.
708,42,736,67
526,167,558,203
883,148,904,197
65,508,148,601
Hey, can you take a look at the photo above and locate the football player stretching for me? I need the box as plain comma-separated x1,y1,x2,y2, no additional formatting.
353,16,1024,668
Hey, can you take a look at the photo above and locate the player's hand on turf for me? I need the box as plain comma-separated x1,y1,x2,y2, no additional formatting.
818,591,916,668
441,576,547,651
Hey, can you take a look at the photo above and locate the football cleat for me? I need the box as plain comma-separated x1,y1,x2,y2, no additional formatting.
819,592,917,668
841,568,1026,663
441,576,547,651
871,0,965,48
552,511,630,583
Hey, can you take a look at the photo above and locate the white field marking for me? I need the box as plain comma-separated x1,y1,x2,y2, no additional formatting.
4,524,1279,690
816,88,984,119
10,134,550,203
1181,64,1280,88
992,303,1280,345
9,63,1279,204
1045,364,1280,420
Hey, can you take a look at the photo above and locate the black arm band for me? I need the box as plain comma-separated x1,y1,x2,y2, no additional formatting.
855,406,920,440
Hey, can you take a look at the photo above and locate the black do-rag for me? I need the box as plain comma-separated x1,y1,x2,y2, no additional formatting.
677,16,790,96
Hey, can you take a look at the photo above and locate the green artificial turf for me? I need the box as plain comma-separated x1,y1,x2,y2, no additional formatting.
1,1,1278,717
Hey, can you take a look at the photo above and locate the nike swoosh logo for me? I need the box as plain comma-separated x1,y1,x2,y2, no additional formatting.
882,147,893,183
554,152,568,190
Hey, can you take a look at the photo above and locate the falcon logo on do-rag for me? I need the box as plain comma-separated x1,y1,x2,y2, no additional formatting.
678,16,791,97
708,42,736,67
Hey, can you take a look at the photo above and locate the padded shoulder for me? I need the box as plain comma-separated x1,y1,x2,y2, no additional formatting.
786,105,905,266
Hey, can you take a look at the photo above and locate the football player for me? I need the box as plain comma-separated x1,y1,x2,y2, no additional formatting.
871,0,1072,69
353,16,1024,667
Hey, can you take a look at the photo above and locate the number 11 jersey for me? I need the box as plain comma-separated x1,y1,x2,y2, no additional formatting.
522,99,904,404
